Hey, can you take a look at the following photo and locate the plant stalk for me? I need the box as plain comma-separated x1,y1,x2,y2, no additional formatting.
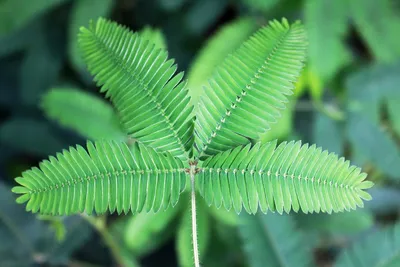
190,163,200,267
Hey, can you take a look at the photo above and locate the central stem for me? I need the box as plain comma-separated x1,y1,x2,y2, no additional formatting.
189,162,200,267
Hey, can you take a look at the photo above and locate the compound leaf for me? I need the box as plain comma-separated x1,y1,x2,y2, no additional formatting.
335,223,400,267
194,19,307,159
197,140,372,214
79,18,194,160
12,141,187,215
239,213,314,267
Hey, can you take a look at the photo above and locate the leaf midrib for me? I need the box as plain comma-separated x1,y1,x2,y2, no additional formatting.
28,168,186,195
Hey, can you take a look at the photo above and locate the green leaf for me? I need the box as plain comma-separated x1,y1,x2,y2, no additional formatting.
177,198,210,267
334,223,400,267
351,0,400,62
347,112,400,179
194,19,307,159
0,182,92,265
41,88,126,141
305,0,350,81
239,213,314,267
0,0,68,36
124,204,181,255
296,210,373,234
187,18,257,107
208,205,238,226
68,0,114,74
0,117,67,157
12,141,187,215
197,140,373,214
79,18,194,160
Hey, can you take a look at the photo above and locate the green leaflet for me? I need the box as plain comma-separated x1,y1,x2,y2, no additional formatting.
79,18,194,160
68,0,114,74
41,88,126,141
334,223,400,267
239,213,314,267
187,18,258,107
197,141,373,214
177,198,210,267
12,141,187,215
0,0,68,36
351,0,400,63
194,19,307,159
305,0,350,82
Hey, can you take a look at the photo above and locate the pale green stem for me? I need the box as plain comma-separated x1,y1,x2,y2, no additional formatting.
190,163,200,267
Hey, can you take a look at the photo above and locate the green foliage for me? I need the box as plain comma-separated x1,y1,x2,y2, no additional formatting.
350,0,400,62
0,182,92,266
187,18,257,106
42,88,126,141
198,140,372,214
13,141,186,215
0,0,67,36
241,0,280,12
239,213,313,267
8,14,379,267
387,98,400,135
347,112,400,179
79,18,194,160
334,223,400,267
305,0,350,82
195,19,307,158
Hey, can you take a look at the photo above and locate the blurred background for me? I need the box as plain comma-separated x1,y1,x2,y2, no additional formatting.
1,0,400,266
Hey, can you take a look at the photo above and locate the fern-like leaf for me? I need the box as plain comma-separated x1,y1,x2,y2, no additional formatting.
12,141,186,215
239,213,314,267
197,140,373,214
335,223,400,267
79,18,194,160
194,19,307,159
